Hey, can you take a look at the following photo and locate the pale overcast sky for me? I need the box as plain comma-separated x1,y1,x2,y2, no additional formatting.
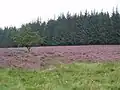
0,0,119,28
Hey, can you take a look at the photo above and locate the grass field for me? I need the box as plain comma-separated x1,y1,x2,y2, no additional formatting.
0,62,120,90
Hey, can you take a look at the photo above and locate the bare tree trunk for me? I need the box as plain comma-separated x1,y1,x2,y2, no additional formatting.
27,47,31,52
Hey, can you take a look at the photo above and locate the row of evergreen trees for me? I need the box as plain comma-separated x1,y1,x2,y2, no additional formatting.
0,8,120,47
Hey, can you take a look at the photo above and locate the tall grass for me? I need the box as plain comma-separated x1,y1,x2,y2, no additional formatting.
0,62,120,90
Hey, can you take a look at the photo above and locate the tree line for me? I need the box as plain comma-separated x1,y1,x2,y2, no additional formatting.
0,8,120,48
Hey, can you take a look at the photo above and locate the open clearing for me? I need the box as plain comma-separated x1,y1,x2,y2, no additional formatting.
0,45,120,90
1,63,120,90
0,45,120,69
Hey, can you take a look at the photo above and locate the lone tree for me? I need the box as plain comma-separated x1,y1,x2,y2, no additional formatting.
11,26,43,52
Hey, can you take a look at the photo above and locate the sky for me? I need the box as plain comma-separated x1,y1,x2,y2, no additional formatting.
0,0,119,28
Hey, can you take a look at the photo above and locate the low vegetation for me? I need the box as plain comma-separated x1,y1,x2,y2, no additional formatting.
0,62,120,90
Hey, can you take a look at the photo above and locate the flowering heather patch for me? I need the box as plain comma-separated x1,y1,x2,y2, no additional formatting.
0,45,120,69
